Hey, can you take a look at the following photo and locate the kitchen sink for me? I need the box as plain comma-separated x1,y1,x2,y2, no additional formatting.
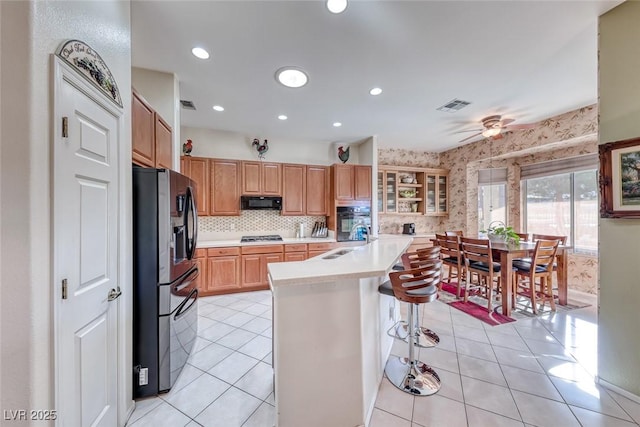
322,249,353,259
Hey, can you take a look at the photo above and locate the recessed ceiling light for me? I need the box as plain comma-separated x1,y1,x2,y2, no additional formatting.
327,0,348,14
278,115,288,120
212,105,224,112
276,67,309,88
369,87,382,96
333,122,342,127
191,47,210,60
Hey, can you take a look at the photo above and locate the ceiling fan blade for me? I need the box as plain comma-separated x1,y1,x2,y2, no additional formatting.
500,118,515,126
458,132,482,143
453,128,483,135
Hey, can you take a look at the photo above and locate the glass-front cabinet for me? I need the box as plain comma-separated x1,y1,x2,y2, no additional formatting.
378,165,448,216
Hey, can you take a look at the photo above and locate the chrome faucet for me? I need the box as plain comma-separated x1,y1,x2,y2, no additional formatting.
350,222,371,243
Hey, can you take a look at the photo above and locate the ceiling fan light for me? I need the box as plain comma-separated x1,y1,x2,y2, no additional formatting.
482,127,501,138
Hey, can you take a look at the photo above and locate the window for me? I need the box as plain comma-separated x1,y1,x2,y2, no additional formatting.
478,183,507,232
478,168,508,232
522,169,598,254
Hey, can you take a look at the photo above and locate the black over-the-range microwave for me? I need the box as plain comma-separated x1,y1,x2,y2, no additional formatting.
240,195,283,210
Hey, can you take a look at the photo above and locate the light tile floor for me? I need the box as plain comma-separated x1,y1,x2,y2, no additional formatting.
128,289,640,427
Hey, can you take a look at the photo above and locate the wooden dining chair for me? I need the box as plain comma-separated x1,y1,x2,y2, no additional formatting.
459,237,502,312
515,232,530,242
512,239,560,314
445,230,464,237
435,233,464,296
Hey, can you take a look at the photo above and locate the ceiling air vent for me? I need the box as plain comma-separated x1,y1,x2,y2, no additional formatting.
437,99,471,113
180,100,196,110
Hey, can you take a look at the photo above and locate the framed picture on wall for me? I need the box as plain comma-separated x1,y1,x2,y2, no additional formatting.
600,136,640,218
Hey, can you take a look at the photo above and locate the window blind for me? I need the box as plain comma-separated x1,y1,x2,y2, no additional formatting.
520,154,598,180
478,168,507,184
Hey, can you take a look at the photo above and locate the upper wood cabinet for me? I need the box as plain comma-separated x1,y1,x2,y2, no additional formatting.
210,159,241,216
306,165,329,215
282,164,306,215
377,165,449,216
332,164,371,202
182,156,210,216
132,91,155,167
241,161,282,195
354,165,372,201
132,90,173,169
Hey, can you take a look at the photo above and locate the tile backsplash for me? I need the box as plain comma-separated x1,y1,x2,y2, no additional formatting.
199,211,325,235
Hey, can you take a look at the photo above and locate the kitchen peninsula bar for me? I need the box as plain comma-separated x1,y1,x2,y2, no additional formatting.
267,236,413,427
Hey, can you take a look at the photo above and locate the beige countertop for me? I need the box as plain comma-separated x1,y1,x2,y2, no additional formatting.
267,235,413,287
197,236,337,248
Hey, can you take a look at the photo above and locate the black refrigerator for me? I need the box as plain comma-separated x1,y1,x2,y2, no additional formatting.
132,167,199,398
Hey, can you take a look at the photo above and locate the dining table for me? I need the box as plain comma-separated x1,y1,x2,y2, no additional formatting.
488,240,569,317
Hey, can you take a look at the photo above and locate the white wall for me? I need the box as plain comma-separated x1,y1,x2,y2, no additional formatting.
132,67,180,169
0,0,132,419
598,1,640,397
182,126,371,166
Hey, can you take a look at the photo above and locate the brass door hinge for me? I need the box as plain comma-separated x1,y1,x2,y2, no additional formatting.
62,117,68,138
62,278,68,300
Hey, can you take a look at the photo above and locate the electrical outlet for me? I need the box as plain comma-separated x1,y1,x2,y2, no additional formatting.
139,367,148,386
229,223,235,231
388,301,395,321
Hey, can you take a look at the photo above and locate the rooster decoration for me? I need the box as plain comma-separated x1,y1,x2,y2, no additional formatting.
252,138,269,159
182,139,193,156
338,146,350,163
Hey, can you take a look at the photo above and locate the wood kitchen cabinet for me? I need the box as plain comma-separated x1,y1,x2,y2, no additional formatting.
181,156,209,216
354,165,372,201
331,164,372,202
155,116,172,170
132,91,155,167
241,161,282,195
132,90,173,169
210,159,241,216
241,245,284,290
206,247,241,294
307,242,337,258
306,165,329,215
377,165,449,216
284,243,307,262
282,164,306,215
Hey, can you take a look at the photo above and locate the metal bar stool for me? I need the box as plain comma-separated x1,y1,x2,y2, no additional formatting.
379,247,441,348
385,258,442,396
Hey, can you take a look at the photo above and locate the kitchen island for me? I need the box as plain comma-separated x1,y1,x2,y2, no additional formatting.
267,235,413,427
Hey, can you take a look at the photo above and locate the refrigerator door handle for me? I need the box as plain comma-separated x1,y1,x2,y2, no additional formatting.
174,288,198,321
174,266,199,293
185,186,197,260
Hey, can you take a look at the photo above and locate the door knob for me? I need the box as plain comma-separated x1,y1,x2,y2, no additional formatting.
108,287,122,301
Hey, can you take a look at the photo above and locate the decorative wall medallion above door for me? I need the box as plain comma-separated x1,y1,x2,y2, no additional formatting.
56,40,122,107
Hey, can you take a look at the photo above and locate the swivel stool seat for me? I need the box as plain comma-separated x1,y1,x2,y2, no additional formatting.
378,246,441,348
385,259,442,396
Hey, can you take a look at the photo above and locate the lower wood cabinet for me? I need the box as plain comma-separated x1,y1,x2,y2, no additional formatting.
201,247,241,296
196,242,340,296
307,242,337,258
284,243,307,262
241,245,284,291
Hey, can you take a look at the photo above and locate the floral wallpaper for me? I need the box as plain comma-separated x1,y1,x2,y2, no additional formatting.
378,105,600,294
378,149,439,168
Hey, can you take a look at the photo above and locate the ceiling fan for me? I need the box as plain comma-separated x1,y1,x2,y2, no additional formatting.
456,115,535,143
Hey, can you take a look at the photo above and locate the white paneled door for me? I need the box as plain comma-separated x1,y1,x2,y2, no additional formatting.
53,58,122,426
